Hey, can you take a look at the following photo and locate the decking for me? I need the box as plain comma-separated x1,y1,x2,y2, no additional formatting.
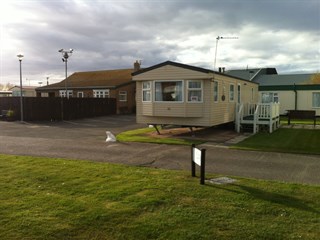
236,103,280,133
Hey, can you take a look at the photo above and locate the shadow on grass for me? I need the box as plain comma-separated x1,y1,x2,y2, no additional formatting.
207,183,319,214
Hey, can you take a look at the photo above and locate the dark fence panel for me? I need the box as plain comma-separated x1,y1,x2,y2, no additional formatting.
0,97,116,121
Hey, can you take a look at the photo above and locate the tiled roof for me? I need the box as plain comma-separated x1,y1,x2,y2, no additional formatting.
226,68,278,81
37,68,134,90
255,73,315,86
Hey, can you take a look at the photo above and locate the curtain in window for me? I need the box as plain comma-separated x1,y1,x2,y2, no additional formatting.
175,82,182,101
155,82,162,101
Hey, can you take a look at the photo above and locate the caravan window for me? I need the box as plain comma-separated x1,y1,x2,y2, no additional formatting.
142,82,151,102
261,92,279,103
187,80,202,102
312,92,320,108
213,81,219,102
155,81,183,102
229,84,235,101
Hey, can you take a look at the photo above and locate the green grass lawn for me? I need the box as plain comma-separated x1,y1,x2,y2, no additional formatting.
1,154,319,240
233,128,320,155
116,127,204,145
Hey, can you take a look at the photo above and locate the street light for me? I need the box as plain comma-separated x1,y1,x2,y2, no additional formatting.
17,54,24,122
58,48,73,98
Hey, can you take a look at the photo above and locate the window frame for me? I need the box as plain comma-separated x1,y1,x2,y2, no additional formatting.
312,92,320,108
142,81,151,102
154,80,184,103
59,90,73,98
119,91,127,102
229,84,235,102
77,92,84,98
93,89,109,98
187,80,203,103
261,92,279,103
213,81,219,103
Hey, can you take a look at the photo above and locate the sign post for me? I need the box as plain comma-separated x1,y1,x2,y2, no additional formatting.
191,144,206,185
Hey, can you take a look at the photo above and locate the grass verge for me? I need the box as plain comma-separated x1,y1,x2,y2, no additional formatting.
116,127,204,145
1,154,319,240
232,128,320,155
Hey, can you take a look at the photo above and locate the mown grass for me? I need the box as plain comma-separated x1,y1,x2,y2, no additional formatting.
1,154,319,239
116,127,204,145
233,128,320,155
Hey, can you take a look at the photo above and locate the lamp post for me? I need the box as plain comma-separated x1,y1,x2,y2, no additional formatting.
17,54,24,122
58,49,73,98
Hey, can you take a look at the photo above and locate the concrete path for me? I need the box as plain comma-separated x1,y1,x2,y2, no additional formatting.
0,115,319,185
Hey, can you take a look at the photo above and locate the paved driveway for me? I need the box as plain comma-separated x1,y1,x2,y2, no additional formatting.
0,115,319,185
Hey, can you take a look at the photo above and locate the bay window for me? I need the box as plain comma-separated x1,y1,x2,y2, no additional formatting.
155,81,183,102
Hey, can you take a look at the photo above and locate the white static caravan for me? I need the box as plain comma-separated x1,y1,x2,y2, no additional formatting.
132,61,259,128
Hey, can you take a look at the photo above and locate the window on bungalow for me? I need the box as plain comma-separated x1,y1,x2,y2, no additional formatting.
142,81,151,102
187,80,202,102
312,92,320,108
119,91,127,102
229,84,235,101
59,90,73,98
261,92,279,103
155,81,183,102
213,81,219,102
93,89,109,98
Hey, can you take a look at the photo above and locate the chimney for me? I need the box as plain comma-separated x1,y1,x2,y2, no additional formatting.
218,67,225,73
134,60,141,71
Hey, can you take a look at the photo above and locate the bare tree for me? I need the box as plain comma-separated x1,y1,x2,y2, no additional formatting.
310,73,320,84
0,82,14,91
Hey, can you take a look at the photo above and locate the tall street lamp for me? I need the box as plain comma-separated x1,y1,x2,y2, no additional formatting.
58,48,73,98
17,54,24,122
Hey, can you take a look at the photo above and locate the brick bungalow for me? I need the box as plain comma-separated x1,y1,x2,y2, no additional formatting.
36,61,141,114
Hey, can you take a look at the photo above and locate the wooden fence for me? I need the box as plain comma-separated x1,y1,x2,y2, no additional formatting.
0,97,116,121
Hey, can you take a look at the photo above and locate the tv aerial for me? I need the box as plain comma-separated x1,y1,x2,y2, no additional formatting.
213,36,238,71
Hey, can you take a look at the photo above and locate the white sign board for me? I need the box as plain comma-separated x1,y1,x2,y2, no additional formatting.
193,147,202,166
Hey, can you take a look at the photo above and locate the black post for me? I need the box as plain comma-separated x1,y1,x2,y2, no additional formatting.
200,149,206,185
191,144,196,177
19,59,24,122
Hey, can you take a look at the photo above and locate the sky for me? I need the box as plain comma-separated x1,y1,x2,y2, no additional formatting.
0,0,319,87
